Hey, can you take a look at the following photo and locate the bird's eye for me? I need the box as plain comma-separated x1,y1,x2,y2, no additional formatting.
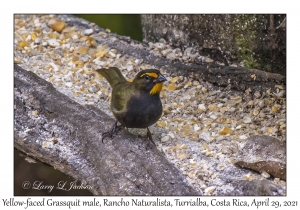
144,75,150,80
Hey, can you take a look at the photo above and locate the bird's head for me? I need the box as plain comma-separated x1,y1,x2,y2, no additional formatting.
133,69,167,95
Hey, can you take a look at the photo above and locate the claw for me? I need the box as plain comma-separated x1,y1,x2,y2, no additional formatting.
102,121,119,143
146,127,156,146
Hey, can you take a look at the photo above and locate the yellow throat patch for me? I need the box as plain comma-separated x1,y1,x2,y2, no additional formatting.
150,82,163,95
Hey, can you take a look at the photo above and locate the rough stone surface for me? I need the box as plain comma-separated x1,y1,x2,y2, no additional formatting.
14,64,200,196
235,135,286,180
222,180,284,196
141,14,286,75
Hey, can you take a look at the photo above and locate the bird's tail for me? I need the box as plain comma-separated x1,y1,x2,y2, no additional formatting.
96,67,127,88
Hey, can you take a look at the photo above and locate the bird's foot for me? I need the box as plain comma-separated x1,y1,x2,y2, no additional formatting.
146,127,156,146
102,121,121,143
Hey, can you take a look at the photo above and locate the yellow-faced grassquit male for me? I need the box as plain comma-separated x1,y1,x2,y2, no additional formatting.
97,67,167,145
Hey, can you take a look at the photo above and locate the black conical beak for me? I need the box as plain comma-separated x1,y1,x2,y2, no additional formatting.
154,74,167,83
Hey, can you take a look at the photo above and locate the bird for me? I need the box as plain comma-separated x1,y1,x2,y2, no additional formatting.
97,67,167,145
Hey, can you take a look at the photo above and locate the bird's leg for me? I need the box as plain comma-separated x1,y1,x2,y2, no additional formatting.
146,127,156,145
102,121,121,143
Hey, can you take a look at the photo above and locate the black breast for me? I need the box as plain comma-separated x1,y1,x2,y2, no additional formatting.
117,93,162,128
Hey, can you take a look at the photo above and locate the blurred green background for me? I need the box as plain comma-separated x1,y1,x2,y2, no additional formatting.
76,14,143,41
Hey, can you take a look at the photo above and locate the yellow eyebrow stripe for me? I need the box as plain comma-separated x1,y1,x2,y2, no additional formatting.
140,72,159,78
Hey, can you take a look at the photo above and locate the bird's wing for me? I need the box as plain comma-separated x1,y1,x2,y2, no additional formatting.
111,82,135,113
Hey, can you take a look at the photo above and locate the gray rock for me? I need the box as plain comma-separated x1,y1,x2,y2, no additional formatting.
235,135,286,180
224,180,284,196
